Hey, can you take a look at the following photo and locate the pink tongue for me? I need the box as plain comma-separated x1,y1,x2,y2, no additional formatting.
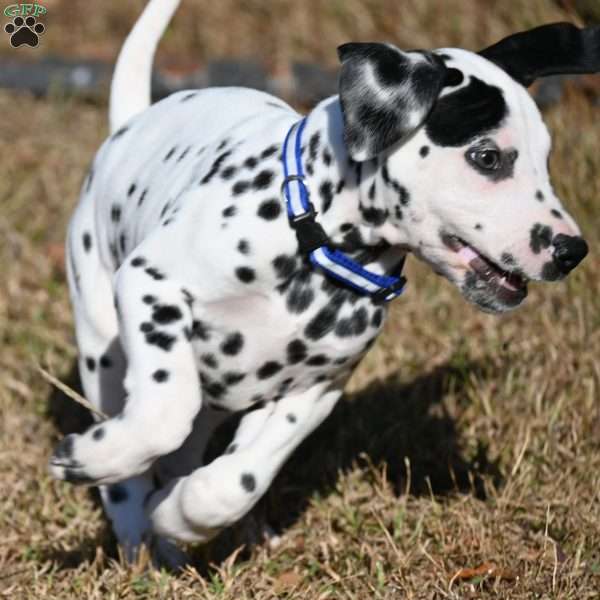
458,245,479,264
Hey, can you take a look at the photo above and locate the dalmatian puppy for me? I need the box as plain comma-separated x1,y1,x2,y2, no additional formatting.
51,0,597,564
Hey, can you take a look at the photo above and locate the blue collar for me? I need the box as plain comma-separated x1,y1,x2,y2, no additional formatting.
281,117,406,303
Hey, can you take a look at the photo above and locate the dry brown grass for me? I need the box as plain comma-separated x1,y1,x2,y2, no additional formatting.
1,1,599,598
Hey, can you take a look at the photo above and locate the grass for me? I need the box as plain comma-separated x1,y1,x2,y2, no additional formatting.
1,1,599,598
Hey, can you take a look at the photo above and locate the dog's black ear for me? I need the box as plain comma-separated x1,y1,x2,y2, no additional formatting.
479,22,600,87
337,43,447,161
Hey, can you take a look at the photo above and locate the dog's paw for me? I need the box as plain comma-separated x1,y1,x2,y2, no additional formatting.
49,421,140,485
150,536,190,571
49,434,97,484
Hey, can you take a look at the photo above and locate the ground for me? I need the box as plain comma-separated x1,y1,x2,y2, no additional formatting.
0,1,599,598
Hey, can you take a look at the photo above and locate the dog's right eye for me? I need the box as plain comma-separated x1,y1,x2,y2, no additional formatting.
467,148,501,171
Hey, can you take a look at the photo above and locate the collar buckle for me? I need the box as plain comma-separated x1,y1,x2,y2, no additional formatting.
288,206,330,254
371,276,408,304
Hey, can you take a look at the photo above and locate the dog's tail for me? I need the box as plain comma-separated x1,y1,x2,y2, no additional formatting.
109,0,181,134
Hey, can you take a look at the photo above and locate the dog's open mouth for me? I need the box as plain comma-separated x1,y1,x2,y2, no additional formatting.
441,233,528,309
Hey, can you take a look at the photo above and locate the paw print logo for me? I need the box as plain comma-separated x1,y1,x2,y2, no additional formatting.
4,15,45,48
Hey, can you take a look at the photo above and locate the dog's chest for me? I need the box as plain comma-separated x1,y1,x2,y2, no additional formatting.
186,272,387,410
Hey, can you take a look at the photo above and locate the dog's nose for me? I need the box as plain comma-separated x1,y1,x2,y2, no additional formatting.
552,234,588,274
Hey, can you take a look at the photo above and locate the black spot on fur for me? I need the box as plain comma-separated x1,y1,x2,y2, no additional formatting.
530,223,553,254
119,233,127,254
140,322,154,333
164,147,177,162
360,205,388,226
92,427,105,441
138,188,148,207
201,150,233,185
177,146,191,162
99,355,112,368
182,289,194,307
420,145,430,157
160,203,170,219
226,443,238,454
322,148,332,166
111,205,121,223
145,267,165,280
551,209,563,219
286,413,297,424
426,76,508,147
238,239,250,255
108,484,128,503
221,166,237,180
127,183,137,197
188,320,210,341
261,145,279,160
257,361,283,379
475,223,483,230
201,353,218,369
206,380,226,399
319,180,334,213
258,199,281,220
240,473,256,493
536,190,545,202
253,170,275,190
244,156,258,169
153,369,169,383
308,132,320,162
287,339,307,364
84,356,96,372
142,295,156,305
131,256,146,267
336,179,345,194
223,205,237,218
223,371,246,386
221,332,244,355
371,308,383,328
152,304,183,325
287,285,315,314
335,307,368,337
273,255,296,279
235,266,256,283
181,92,198,102
82,232,92,252
232,180,250,195
306,354,329,366
145,331,177,352
305,302,343,340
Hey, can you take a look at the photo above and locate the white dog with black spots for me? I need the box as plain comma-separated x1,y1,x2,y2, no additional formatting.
50,0,596,565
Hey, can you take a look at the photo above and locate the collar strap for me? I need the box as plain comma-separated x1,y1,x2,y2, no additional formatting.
281,118,406,303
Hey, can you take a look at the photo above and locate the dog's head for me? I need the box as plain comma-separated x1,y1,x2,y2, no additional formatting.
338,23,598,313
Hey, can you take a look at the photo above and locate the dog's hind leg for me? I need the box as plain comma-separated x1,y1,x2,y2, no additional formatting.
146,384,342,543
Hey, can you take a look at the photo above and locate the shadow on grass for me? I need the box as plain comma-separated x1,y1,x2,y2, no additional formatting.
45,359,502,571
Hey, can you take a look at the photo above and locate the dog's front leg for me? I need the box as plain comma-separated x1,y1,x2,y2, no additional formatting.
50,253,203,485
146,383,342,543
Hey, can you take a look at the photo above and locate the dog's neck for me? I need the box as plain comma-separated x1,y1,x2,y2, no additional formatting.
296,96,409,270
